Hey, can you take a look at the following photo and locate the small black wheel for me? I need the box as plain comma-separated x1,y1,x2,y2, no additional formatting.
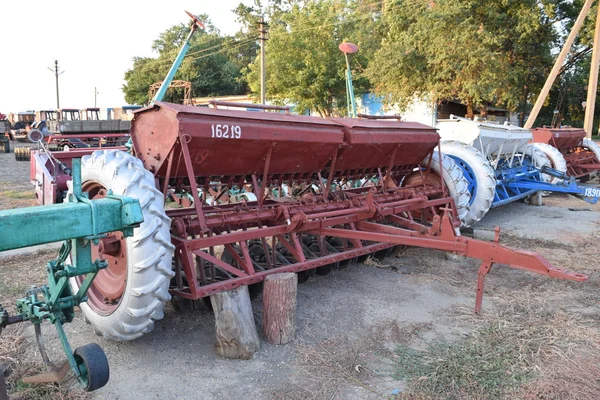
74,343,110,391
171,295,196,316
356,240,376,263
202,295,214,311
308,242,337,276
297,268,315,283
580,174,590,183
326,237,356,269
356,253,370,263
374,247,394,261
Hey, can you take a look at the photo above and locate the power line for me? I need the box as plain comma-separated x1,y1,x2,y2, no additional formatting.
186,32,257,58
147,33,258,69
130,0,389,73
184,38,259,63
182,1,390,64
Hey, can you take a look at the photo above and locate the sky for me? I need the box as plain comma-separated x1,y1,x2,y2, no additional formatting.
0,0,253,114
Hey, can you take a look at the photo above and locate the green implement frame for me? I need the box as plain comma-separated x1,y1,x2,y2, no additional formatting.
0,159,143,392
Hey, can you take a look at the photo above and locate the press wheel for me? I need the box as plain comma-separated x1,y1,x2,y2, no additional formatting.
74,343,110,392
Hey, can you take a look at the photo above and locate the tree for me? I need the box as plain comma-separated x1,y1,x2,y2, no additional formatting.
241,0,382,117
123,14,255,105
366,0,561,123
534,1,600,132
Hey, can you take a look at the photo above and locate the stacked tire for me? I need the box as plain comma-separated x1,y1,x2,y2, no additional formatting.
14,147,32,161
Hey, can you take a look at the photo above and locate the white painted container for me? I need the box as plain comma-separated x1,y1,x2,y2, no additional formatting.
436,115,532,159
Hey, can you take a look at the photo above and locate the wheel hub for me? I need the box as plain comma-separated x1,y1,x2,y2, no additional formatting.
78,181,128,315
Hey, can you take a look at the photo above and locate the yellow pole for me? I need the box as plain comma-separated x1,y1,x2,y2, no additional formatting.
525,0,595,129
584,3,600,138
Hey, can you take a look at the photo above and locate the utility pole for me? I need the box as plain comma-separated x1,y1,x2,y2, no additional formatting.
48,60,64,109
259,16,268,105
525,0,594,129
584,3,600,138
94,87,99,108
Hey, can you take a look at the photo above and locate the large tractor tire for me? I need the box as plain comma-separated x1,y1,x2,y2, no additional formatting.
427,150,471,226
405,150,471,227
532,143,567,184
524,144,552,179
439,141,496,228
523,144,552,200
582,138,600,179
70,150,175,341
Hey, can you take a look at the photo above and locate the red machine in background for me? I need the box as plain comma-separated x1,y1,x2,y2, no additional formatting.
532,127,600,181
29,133,129,204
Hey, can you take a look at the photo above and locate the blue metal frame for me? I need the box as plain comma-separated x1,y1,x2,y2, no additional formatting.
491,157,539,207
449,154,538,208
448,153,600,208
447,155,478,206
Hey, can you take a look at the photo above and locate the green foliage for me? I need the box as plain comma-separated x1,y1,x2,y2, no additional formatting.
395,327,532,398
243,0,382,116
122,14,255,105
366,0,560,121
537,2,600,132
121,0,600,129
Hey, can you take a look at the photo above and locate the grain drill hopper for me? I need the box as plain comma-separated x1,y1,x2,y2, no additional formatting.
532,126,600,182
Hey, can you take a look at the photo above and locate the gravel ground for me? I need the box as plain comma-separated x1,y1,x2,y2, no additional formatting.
1,145,599,400
0,142,34,184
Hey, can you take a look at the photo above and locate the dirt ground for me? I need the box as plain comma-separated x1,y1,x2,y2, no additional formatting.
1,147,600,400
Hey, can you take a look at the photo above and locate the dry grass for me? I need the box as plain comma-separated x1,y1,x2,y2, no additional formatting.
0,182,37,209
395,292,600,399
0,250,89,399
516,352,600,399
0,250,55,312
271,320,430,400
1,181,599,399
378,217,600,399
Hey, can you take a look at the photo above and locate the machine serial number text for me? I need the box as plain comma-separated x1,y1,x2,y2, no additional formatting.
584,188,600,198
211,124,242,139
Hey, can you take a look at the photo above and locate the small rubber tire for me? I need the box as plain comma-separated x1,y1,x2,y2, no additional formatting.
533,142,567,184
373,248,390,261
326,237,356,269
306,241,339,276
438,141,494,228
523,144,552,181
582,138,600,179
74,343,110,392
297,268,316,284
522,144,552,199
70,150,175,341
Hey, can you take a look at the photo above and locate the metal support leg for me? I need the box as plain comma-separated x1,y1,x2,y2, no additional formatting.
475,261,493,314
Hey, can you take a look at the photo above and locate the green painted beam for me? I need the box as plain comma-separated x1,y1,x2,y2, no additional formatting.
0,197,143,252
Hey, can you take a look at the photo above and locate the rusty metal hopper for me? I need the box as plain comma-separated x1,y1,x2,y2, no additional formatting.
131,103,343,180
532,127,586,150
329,117,438,175
131,103,439,183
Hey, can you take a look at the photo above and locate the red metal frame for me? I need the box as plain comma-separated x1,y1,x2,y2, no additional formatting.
30,133,129,205
127,103,587,313
533,127,600,178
